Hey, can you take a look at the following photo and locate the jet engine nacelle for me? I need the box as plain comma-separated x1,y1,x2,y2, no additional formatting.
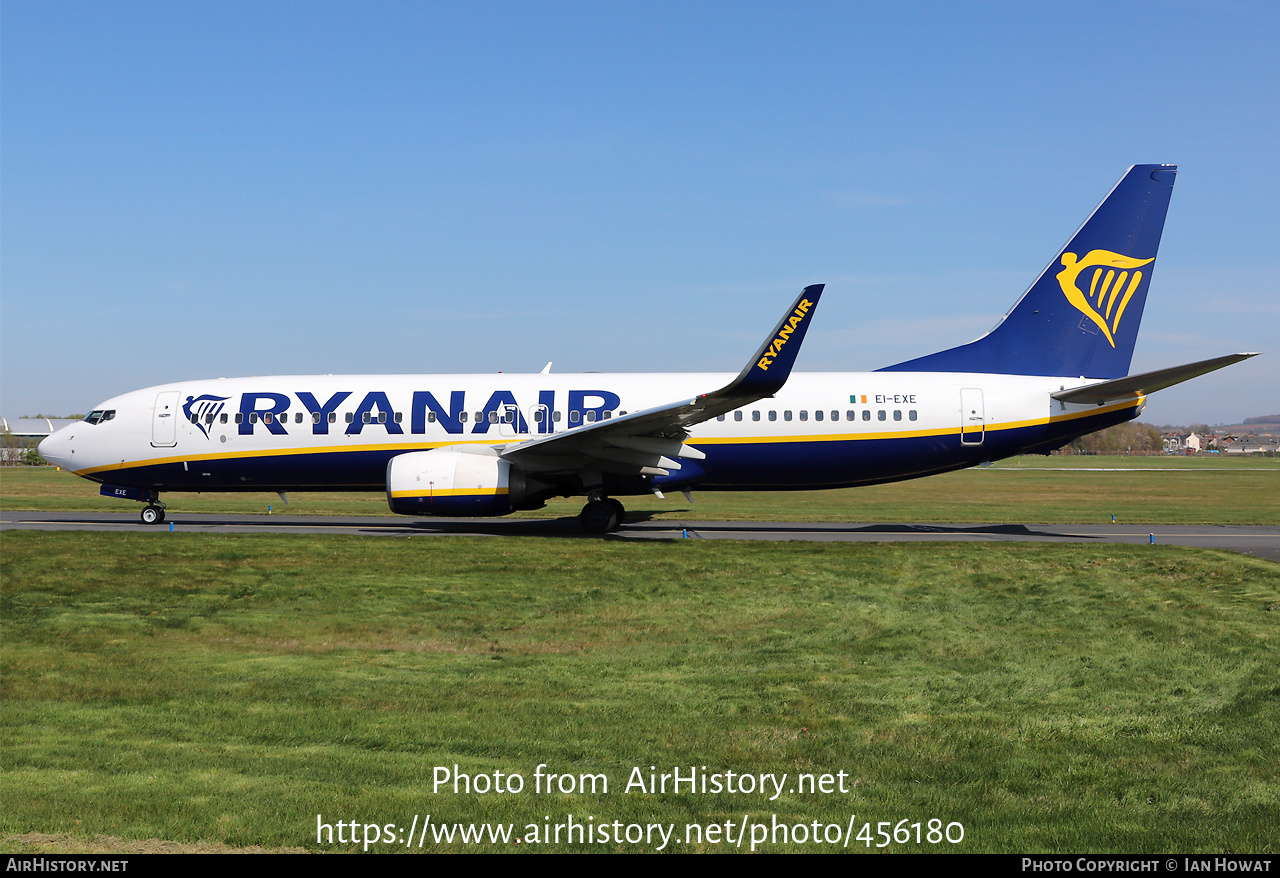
386,446,545,517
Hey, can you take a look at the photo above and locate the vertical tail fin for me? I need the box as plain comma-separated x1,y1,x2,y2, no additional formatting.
880,164,1177,378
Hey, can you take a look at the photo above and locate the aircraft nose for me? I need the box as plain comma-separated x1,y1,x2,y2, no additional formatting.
38,429,71,469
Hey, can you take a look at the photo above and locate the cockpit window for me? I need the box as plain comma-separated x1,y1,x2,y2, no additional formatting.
83,410,115,425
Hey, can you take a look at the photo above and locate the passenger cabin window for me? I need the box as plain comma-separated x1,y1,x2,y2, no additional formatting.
328,412,337,424
295,412,304,424
235,413,244,424
846,411,854,421
586,411,597,423
769,411,777,421
570,411,580,424
815,410,823,421
394,412,403,423
249,413,259,424
799,411,808,421
488,411,498,424
553,411,561,422
909,410,918,421
428,411,437,423
862,410,871,421
784,411,793,421
717,415,725,422
831,410,839,421
345,413,354,423
312,413,321,424
459,412,468,423
221,413,228,424
734,411,743,422
877,410,886,421
752,411,760,421
893,410,902,421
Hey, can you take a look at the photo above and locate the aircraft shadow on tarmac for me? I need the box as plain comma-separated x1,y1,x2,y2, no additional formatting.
395,516,1092,541
11,511,1095,541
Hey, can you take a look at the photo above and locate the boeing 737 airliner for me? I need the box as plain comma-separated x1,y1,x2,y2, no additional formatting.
39,165,1255,532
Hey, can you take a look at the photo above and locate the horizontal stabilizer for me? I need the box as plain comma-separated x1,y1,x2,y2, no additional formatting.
1051,353,1258,405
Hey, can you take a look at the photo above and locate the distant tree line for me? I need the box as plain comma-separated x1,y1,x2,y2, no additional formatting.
1068,422,1164,454
1149,423,1213,436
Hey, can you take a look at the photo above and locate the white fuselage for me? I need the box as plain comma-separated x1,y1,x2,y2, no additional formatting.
39,370,1138,497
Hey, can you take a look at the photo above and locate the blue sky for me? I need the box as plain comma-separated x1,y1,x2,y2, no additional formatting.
3,1,1276,425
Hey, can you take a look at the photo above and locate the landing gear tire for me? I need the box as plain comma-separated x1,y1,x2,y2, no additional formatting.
141,505,164,525
580,499,620,534
605,497,626,526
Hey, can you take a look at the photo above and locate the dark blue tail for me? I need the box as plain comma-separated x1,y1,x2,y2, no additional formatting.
880,164,1177,379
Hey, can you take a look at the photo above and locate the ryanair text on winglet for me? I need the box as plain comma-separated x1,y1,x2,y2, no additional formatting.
756,299,814,371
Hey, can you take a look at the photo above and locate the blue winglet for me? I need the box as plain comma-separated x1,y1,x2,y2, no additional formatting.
724,284,824,397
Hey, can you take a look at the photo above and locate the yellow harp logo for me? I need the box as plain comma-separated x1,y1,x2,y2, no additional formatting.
1056,249,1154,347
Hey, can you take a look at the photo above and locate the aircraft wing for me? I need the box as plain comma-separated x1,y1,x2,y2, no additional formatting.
1051,353,1258,406
499,284,824,477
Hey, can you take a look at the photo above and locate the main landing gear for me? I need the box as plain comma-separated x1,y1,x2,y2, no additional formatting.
141,504,166,525
579,497,625,534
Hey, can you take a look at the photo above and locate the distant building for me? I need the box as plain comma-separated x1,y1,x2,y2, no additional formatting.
0,417,78,464
1223,434,1279,456
1,417,79,439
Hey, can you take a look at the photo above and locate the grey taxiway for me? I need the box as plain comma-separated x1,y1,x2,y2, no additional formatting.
3,511,1277,563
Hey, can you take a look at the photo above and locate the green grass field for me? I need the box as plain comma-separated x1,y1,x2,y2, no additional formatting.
3,454,1278,524
2,533,1277,853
